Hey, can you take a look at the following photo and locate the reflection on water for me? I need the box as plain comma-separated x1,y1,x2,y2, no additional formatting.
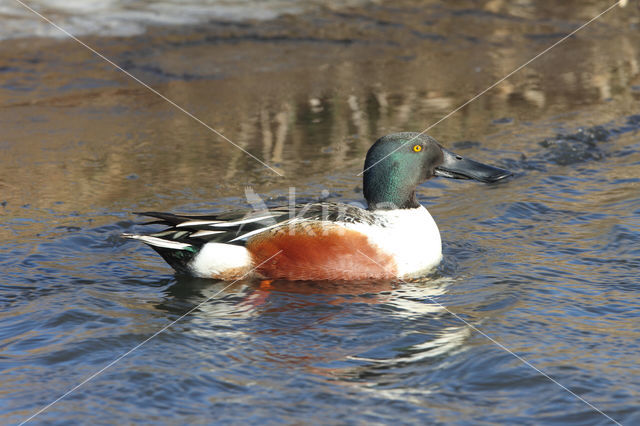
1,0,640,424
1,0,639,225
158,274,471,391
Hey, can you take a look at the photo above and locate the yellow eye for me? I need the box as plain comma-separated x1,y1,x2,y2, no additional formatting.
413,145,422,152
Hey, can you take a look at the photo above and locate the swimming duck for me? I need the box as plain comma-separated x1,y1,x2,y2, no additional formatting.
123,133,511,280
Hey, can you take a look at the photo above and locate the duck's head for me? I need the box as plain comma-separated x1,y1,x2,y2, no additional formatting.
363,132,511,210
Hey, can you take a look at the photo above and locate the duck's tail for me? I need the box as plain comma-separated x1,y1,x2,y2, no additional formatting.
122,233,198,274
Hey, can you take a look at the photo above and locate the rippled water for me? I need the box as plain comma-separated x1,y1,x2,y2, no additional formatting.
1,1,640,424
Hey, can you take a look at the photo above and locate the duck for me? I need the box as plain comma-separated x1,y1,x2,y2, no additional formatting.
123,132,511,281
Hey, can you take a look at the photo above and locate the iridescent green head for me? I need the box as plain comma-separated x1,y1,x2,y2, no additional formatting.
363,133,511,210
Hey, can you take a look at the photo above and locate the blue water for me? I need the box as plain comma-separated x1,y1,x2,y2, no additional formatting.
1,1,640,424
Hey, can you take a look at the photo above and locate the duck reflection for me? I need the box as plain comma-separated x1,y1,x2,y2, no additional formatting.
155,273,472,387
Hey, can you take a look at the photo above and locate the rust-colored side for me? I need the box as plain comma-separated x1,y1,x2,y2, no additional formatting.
211,266,253,281
246,222,397,281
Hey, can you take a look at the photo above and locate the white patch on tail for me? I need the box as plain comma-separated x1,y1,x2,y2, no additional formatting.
188,243,252,278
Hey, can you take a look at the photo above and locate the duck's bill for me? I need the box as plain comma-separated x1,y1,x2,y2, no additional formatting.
434,148,512,183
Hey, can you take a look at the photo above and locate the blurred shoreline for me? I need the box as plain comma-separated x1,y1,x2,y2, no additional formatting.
0,0,369,40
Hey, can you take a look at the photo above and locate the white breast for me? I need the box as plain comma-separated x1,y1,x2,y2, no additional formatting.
347,206,442,278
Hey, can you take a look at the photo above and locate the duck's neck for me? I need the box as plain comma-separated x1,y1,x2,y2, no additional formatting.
364,167,420,210
367,192,420,210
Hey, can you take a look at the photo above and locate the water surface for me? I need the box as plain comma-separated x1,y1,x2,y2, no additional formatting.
1,1,640,424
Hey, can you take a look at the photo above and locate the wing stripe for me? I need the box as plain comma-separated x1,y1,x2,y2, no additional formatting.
228,221,283,242
176,220,222,228
190,230,226,238
209,215,278,227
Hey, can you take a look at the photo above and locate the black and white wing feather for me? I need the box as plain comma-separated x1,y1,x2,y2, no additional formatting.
125,202,381,249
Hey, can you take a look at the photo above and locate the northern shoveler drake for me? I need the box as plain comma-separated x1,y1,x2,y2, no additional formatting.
123,132,511,281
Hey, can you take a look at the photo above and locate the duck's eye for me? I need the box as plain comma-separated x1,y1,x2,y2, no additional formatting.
413,145,422,152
